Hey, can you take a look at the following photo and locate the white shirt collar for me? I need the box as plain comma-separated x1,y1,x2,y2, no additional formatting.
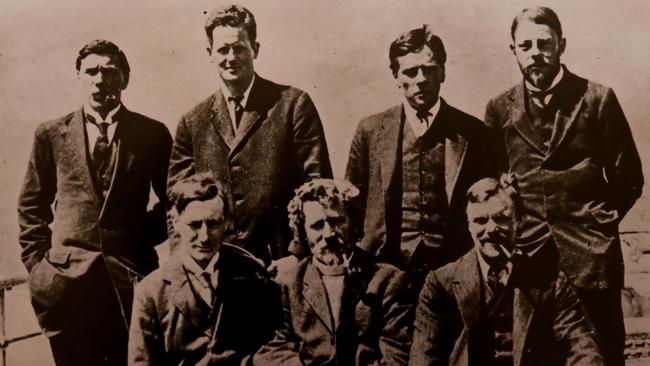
83,103,122,124
526,65,565,93
220,74,255,109
402,97,441,138
180,248,220,275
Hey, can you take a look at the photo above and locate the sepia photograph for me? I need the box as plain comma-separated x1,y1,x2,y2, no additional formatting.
1,0,649,364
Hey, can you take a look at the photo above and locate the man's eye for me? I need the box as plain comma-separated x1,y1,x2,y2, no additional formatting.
473,217,488,225
310,221,324,230
216,46,229,55
189,222,202,230
206,219,222,227
518,41,531,51
402,68,418,78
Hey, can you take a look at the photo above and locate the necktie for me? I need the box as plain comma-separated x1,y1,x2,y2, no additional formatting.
92,122,112,191
228,95,244,128
201,272,216,305
487,264,506,292
416,109,431,128
529,89,553,109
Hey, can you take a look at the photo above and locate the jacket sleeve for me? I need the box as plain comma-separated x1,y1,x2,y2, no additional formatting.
409,272,448,366
286,92,333,258
291,91,333,182
377,271,413,366
166,116,195,252
252,283,304,366
551,272,605,366
345,120,370,232
145,124,173,247
600,88,643,218
18,124,56,272
128,282,165,366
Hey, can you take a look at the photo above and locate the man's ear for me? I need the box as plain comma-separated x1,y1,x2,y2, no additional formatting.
509,43,516,55
206,46,213,56
558,37,566,55
170,207,180,229
252,42,260,59
439,65,446,84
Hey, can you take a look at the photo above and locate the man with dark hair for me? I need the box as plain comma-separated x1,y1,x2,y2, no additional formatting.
410,175,604,366
168,4,332,265
346,25,499,289
18,39,172,365
129,173,279,365
253,179,412,366
485,7,643,365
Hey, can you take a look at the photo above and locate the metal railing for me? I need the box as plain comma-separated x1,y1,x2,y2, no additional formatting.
0,276,41,366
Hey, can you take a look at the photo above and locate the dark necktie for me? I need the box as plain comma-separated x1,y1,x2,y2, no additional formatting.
416,109,432,128
228,95,244,128
487,264,506,292
529,89,553,109
92,122,112,190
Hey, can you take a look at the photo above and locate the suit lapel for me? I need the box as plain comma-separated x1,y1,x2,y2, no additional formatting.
209,91,237,150
303,261,335,333
65,109,101,207
508,83,547,155
440,103,468,205
452,252,482,329
166,258,213,337
546,72,585,158
336,253,371,330
512,287,540,366
377,106,403,198
230,77,264,157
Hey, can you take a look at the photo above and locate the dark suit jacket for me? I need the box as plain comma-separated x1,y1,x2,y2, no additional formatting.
346,100,499,268
128,243,280,366
485,69,643,289
169,75,332,263
410,250,604,366
252,248,413,366
18,106,172,335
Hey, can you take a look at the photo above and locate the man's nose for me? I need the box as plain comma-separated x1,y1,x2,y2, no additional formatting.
484,218,498,233
225,48,237,61
322,223,336,237
197,222,209,242
414,69,427,84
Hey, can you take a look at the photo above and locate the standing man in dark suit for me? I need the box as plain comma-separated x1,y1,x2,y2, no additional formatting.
410,176,604,366
253,179,412,366
18,40,172,366
484,7,643,365
169,4,332,264
129,173,279,366
346,25,498,288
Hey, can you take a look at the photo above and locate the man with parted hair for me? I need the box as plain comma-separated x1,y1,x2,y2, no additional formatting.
253,179,412,366
18,39,172,366
168,4,332,265
346,25,499,290
410,175,604,366
485,7,643,365
129,173,279,365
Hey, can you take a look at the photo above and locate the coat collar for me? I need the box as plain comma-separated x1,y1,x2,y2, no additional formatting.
66,107,131,217
377,99,467,205
507,68,585,157
301,248,373,334
210,74,266,157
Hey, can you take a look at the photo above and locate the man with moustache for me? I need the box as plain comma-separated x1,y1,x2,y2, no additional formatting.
484,7,643,365
129,173,278,366
18,40,172,365
346,25,498,289
168,4,332,264
410,176,604,366
253,179,412,366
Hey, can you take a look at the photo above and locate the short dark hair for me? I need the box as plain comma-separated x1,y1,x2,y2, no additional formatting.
510,7,563,40
169,173,228,216
287,179,362,251
389,24,446,77
76,39,130,86
204,4,257,47
466,174,520,218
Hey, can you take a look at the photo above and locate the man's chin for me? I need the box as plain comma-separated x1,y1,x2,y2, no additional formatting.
315,251,344,266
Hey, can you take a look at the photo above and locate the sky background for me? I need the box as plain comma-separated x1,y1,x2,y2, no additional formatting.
1,0,650,277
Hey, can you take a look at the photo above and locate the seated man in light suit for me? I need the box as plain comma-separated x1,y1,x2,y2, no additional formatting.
410,175,604,366
253,179,413,366
128,173,279,365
